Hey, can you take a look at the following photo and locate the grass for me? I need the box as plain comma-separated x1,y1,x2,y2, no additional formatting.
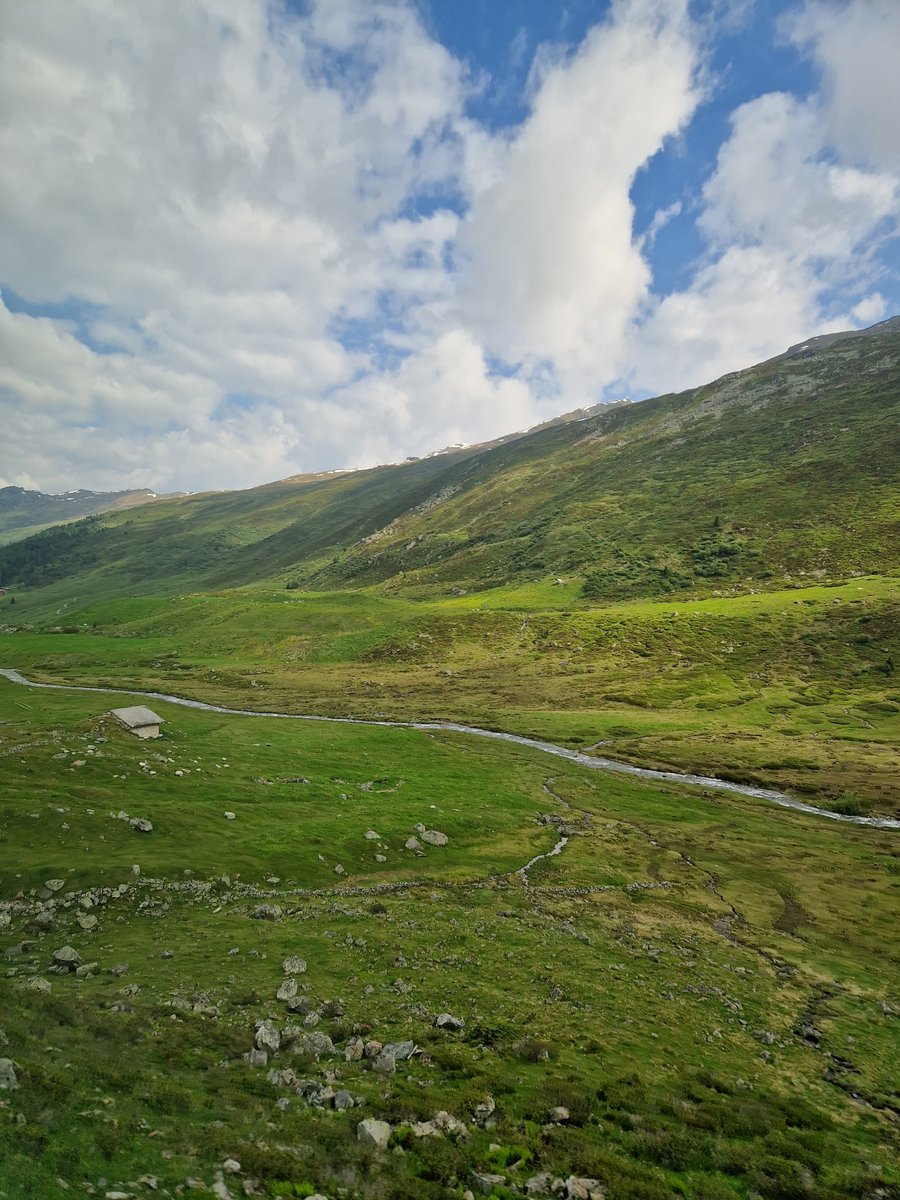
0,683,898,1198
3,575,898,816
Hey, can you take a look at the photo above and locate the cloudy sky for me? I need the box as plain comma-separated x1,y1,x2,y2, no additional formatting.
1,0,898,494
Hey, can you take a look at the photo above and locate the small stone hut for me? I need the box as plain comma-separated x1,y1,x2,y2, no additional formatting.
110,705,164,739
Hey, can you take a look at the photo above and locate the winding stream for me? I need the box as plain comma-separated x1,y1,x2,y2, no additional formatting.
2,667,898,830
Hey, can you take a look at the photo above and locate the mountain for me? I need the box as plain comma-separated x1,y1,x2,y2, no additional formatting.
2,317,898,601
0,485,165,545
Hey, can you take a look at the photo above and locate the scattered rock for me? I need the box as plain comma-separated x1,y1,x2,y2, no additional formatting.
77,914,98,932
52,946,81,971
129,818,153,833
282,956,307,974
0,1059,18,1090
333,864,346,876
365,830,381,840
434,1012,465,1031
44,879,66,893
224,812,236,821
470,1171,507,1195
563,1177,605,1200
382,1040,416,1061
222,1159,241,1174
251,905,283,921
22,977,52,994
473,1096,495,1127
420,830,448,846
405,837,422,852
357,1118,392,1151
276,979,298,1002
374,854,387,863
254,1020,281,1054
548,1105,570,1124
333,1089,355,1111
371,1051,397,1076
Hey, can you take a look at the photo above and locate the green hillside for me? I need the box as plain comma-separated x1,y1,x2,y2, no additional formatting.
2,317,899,603
0,486,164,546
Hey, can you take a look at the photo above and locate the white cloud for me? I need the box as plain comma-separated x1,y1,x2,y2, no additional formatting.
458,0,702,397
0,0,896,495
625,1,900,394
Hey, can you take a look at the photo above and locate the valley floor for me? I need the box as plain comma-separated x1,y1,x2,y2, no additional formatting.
0,681,897,1199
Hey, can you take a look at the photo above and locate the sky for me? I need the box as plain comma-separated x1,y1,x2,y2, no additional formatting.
1,0,898,495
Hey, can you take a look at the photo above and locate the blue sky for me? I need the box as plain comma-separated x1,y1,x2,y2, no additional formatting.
0,0,898,492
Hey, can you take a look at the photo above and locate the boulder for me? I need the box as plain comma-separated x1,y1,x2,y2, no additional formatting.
382,1040,416,1061
432,1110,468,1137
434,1012,465,1031
0,1059,18,1090
420,830,448,846
357,1118,392,1150
405,836,422,851
470,1171,507,1195
251,905,283,921
344,1036,365,1062
563,1178,605,1200
276,978,298,1002
52,945,81,971
254,1020,281,1054
371,1051,396,1075
44,879,66,893
129,817,153,833
333,1089,355,1111
472,1096,495,1126
548,1105,570,1124
282,956,307,975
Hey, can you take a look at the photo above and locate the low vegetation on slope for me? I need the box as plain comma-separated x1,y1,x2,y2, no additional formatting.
0,684,898,1198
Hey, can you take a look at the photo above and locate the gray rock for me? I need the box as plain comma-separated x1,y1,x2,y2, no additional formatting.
382,1040,417,1061
287,995,313,1015
333,864,345,876
405,836,422,851
222,1158,241,1174
420,830,448,846
434,1012,465,1031
548,1105,570,1123
276,978,298,1002
251,905,283,921
282,956,307,975
525,1173,554,1196
130,817,153,833
52,945,81,971
357,1118,392,1150
563,1177,605,1200
254,1020,281,1054
0,1059,18,1090
365,830,381,840
244,1049,268,1066
470,1171,507,1195
44,879,66,893
371,1051,397,1075
223,811,236,820
333,1089,355,1110
473,1095,495,1126
344,1036,365,1062
77,914,98,931
364,1039,383,1058
293,1031,335,1058
432,1110,468,1137
374,854,387,863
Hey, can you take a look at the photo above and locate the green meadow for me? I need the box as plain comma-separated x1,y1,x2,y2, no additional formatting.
1,680,898,1199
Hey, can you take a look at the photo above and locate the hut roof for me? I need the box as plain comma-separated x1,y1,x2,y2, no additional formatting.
110,705,164,729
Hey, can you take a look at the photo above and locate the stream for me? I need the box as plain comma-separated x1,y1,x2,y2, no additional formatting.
2,667,898,830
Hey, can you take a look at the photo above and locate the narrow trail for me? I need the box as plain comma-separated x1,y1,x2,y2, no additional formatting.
2,667,898,830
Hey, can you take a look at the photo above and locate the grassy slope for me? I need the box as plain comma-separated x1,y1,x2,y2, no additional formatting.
1,319,898,601
0,682,898,1199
